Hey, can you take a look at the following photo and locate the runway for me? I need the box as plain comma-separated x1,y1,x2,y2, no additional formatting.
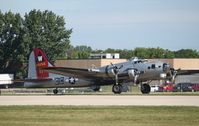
0,95,199,106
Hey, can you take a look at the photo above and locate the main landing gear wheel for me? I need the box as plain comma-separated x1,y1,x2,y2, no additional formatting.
112,84,122,94
53,89,58,94
141,84,151,94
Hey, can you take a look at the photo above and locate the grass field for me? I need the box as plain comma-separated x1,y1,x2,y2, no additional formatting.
0,106,199,126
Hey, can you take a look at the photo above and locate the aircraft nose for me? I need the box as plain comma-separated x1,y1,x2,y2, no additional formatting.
163,63,170,73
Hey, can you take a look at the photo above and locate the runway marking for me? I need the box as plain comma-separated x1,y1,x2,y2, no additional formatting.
0,95,199,106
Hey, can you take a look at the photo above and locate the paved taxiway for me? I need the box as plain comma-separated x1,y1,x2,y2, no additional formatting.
0,95,199,106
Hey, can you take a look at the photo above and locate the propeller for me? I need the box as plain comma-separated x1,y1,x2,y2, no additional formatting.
163,63,179,83
169,68,178,83
128,68,140,84
110,63,123,85
134,70,140,84
110,63,123,75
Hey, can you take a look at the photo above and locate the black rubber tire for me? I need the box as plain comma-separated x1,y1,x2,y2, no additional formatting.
112,84,122,94
141,84,151,94
53,89,58,94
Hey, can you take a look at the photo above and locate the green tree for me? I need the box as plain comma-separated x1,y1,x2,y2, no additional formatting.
91,49,103,54
0,11,30,78
132,47,175,59
104,48,117,53
175,49,199,58
66,45,78,59
66,45,93,59
148,47,164,58
118,49,133,59
133,48,150,59
24,9,72,62
163,49,175,58
75,45,92,59
75,45,92,52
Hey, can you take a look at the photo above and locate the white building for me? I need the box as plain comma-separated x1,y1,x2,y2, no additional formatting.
0,74,14,85
90,53,120,59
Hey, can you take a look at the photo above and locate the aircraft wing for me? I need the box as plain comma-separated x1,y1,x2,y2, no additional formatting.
42,67,107,79
177,70,199,75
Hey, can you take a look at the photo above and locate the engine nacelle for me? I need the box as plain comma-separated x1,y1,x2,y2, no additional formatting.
160,73,167,79
128,69,139,83
128,69,136,78
105,65,116,77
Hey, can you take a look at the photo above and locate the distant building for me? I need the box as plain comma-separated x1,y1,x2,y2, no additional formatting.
0,74,13,85
55,59,127,69
0,74,14,89
90,53,120,59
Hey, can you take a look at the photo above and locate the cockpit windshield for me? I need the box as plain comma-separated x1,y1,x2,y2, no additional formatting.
130,57,148,63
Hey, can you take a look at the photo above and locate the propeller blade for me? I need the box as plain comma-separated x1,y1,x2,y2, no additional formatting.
119,65,123,69
134,75,139,84
169,68,179,83
110,62,114,67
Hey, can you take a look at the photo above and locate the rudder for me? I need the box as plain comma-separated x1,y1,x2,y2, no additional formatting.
28,48,52,79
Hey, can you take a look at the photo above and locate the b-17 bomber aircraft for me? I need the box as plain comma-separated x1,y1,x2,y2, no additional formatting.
25,48,177,94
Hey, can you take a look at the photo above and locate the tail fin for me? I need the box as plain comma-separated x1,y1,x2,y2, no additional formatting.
28,48,53,79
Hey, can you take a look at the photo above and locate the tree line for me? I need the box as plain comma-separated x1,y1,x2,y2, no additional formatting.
0,10,199,78
67,46,199,59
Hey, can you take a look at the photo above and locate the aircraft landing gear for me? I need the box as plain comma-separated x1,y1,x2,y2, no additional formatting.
141,83,151,94
110,63,124,94
91,85,101,92
112,84,122,94
53,88,58,94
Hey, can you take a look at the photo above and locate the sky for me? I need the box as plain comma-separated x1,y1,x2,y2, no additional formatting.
1,0,199,50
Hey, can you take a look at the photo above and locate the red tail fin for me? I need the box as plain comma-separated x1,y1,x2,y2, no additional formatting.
33,48,49,78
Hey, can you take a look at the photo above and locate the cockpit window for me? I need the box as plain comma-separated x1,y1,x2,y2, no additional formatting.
134,60,143,64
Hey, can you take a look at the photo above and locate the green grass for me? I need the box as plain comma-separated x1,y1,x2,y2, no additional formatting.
0,106,199,126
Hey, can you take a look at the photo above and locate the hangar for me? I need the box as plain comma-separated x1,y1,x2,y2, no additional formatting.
55,58,199,83
55,58,199,70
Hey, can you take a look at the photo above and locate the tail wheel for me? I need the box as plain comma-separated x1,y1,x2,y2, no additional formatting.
112,84,122,94
53,89,58,94
91,85,101,92
141,84,151,94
